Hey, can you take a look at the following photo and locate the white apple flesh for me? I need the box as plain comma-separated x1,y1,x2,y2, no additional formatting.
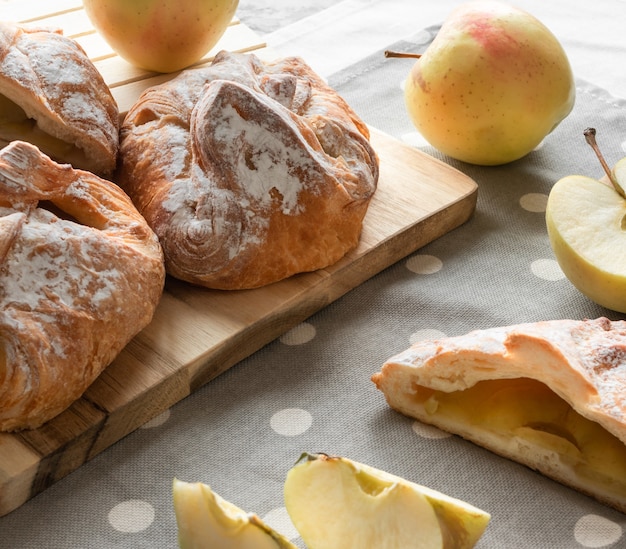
546,161,626,313
283,453,490,549
82,0,239,73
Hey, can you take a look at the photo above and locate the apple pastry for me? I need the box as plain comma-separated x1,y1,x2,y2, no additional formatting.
117,50,379,290
372,317,626,513
0,21,119,175
0,141,165,431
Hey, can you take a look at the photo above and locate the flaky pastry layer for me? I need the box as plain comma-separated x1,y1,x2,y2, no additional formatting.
118,51,379,289
0,141,165,431
0,21,119,175
372,317,626,513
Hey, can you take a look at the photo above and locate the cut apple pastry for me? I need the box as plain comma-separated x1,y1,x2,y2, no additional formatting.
372,317,626,513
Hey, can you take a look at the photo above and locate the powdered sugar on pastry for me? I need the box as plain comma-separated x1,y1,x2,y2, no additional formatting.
195,80,324,215
0,141,165,431
2,211,117,311
379,318,626,435
118,51,379,290
372,317,626,513
0,21,119,175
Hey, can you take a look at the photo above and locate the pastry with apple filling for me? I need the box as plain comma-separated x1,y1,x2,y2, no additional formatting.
0,21,119,175
372,317,626,513
117,50,379,290
0,141,165,431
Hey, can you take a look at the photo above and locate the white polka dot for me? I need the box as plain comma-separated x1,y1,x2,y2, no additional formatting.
412,421,452,439
270,408,313,436
410,329,446,344
574,514,623,547
280,322,316,345
262,507,300,541
406,254,443,275
108,500,155,533
519,192,548,213
141,409,170,429
531,258,565,281
402,131,431,148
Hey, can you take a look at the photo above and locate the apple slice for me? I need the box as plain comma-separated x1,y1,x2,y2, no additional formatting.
283,453,490,549
546,131,626,312
172,478,297,549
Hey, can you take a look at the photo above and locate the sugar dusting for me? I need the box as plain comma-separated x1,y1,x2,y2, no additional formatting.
119,51,379,288
0,22,118,171
571,319,626,422
1,208,121,313
386,318,626,440
154,70,323,263
208,102,310,215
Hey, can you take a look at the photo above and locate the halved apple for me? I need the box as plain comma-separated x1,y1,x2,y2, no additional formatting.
546,127,626,312
283,453,490,549
172,478,297,549
546,168,626,312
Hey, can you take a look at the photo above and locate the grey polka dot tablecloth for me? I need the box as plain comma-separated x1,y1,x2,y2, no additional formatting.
2,1,626,548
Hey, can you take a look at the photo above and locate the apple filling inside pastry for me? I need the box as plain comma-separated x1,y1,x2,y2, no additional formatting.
411,377,626,497
0,94,91,170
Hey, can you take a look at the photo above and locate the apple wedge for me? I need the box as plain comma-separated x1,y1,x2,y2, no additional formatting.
283,453,490,549
172,478,297,549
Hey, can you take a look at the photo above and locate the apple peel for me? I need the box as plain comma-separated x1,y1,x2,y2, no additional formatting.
400,0,575,165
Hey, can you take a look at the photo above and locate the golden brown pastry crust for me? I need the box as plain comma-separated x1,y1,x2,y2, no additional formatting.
372,317,626,513
0,21,119,175
0,141,165,431
117,50,379,290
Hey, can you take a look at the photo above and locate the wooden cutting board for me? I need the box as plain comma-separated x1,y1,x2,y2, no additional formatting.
0,1,478,517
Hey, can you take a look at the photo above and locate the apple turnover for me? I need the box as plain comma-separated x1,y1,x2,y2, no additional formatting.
117,50,379,290
0,21,119,175
0,141,165,431
372,317,626,513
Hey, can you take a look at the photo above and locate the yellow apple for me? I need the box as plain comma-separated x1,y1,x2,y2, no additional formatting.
82,0,239,73
546,155,626,312
403,0,575,165
283,453,490,549
172,478,297,549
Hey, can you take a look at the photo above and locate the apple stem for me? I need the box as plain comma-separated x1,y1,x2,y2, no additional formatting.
584,127,626,198
384,50,422,59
